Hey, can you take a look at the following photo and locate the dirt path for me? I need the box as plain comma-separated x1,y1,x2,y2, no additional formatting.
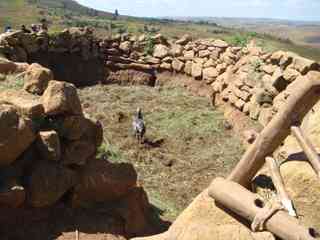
78,84,245,221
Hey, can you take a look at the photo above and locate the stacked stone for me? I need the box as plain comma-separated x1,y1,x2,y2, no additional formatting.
0,27,104,62
101,33,319,127
210,41,319,126
1,28,319,127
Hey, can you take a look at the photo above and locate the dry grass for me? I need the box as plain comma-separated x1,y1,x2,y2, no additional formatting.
78,84,244,220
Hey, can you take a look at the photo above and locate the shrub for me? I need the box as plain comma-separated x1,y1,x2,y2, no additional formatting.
144,34,156,55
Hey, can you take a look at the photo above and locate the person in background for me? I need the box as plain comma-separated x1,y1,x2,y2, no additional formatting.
21,25,31,33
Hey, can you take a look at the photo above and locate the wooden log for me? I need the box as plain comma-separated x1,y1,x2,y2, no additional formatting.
266,157,297,217
209,177,317,240
228,71,320,187
106,62,154,71
291,126,320,178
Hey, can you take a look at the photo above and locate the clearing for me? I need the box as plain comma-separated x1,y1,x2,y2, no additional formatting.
78,83,245,221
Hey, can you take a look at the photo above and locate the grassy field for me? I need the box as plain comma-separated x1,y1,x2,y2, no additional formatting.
78,84,244,221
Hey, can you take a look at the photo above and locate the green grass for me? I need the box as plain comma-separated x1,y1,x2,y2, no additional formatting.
96,141,125,163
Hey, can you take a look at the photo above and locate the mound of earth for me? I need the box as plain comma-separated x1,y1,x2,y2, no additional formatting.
132,189,274,240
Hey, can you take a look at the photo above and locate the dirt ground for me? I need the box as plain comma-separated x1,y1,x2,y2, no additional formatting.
78,83,245,221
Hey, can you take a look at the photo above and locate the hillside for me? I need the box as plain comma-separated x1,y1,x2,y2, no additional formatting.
1,0,320,61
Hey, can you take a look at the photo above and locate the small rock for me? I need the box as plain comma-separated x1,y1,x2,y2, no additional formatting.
36,130,61,162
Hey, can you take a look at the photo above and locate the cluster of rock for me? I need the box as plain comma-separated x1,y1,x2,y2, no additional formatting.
1,28,319,126
0,58,153,237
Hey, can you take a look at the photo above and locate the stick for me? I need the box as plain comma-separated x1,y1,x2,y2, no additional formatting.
209,178,317,240
266,157,297,217
228,72,320,187
291,126,320,178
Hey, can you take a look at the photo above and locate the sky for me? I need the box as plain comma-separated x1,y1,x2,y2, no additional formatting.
76,0,320,21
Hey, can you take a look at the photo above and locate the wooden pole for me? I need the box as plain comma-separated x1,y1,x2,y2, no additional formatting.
209,178,317,240
291,126,320,178
228,72,320,187
266,157,297,217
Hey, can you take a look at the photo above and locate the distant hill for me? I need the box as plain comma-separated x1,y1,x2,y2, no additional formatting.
169,16,320,49
0,0,115,31
0,0,320,61
30,0,114,18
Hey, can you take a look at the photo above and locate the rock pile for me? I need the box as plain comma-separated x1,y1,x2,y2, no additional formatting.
0,58,153,237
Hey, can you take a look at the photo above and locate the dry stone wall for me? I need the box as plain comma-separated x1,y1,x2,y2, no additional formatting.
1,27,320,126
0,53,154,238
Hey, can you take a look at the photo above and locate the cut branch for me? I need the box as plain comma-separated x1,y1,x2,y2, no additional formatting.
266,157,297,217
291,126,320,178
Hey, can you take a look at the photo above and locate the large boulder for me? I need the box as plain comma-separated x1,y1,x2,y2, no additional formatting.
0,89,44,118
0,104,36,166
153,44,169,59
27,160,77,208
41,80,82,116
71,159,137,206
133,189,274,240
23,63,53,95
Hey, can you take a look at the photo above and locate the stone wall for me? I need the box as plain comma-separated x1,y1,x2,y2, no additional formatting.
1,29,319,128
0,58,154,238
